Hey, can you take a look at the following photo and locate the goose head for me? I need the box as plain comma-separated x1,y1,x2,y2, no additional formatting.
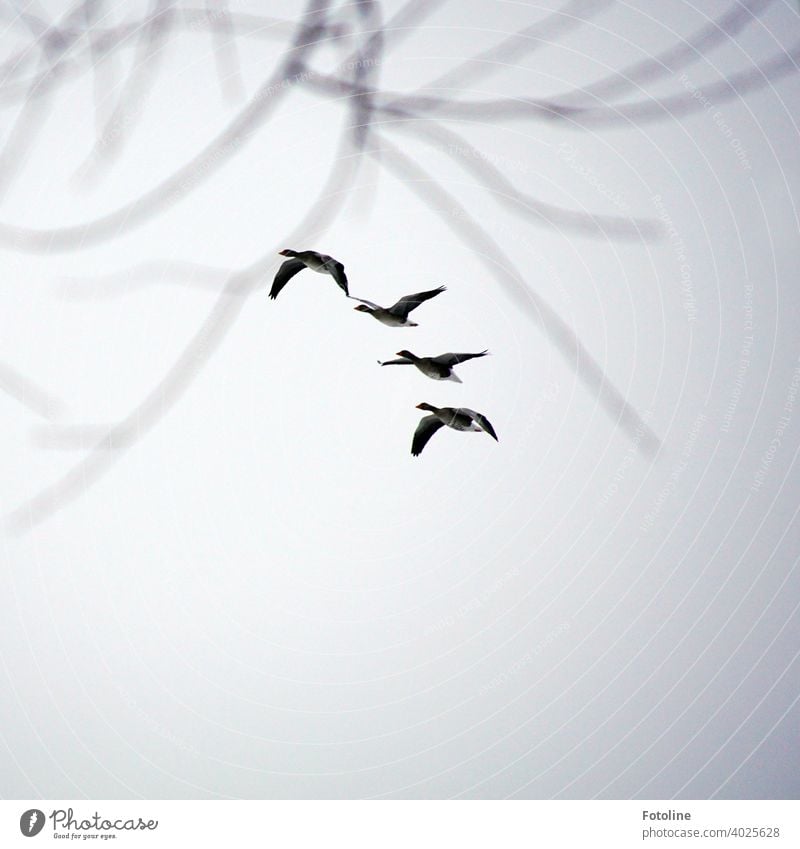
396,350,416,359
353,304,373,313
416,403,437,413
278,249,298,257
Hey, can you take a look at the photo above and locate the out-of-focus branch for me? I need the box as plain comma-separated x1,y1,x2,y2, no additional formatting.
549,0,775,107
307,73,660,240
6,0,358,532
0,4,336,252
380,43,800,126
57,261,233,300
75,0,177,182
5,0,795,534
0,2,93,200
369,133,660,455
0,10,294,105
8,133,359,532
0,361,64,420
83,0,121,140
206,0,245,105
390,117,662,240
410,0,613,95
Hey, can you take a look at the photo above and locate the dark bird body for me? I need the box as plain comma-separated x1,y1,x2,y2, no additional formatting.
379,349,489,382
352,285,446,327
411,403,498,456
269,249,349,299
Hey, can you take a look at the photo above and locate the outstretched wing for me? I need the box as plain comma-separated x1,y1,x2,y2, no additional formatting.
430,350,489,367
269,258,305,299
326,260,349,296
379,357,413,366
389,285,447,318
411,415,445,457
351,295,382,309
461,409,499,441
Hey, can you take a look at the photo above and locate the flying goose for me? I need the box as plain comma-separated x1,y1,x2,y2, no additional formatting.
379,349,489,382
352,285,446,327
411,403,498,456
269,250,349,299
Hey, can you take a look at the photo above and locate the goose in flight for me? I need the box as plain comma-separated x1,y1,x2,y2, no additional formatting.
379,350,489,383
269,250,349,299
352,285,446,327
412,403,498,456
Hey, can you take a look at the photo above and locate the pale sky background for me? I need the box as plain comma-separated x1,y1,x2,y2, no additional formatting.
0,0,799,799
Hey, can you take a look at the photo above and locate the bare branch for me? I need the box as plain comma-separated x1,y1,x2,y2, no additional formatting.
0,361,64,420
369,133,660,454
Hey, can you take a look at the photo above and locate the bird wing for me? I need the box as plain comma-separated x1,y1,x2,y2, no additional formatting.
351,295,382,309
269,258,305,299
461,409,499,441
389,285,447,318
411,415,445,456
430,350,489,367
326,260,349,296
379,357,413,366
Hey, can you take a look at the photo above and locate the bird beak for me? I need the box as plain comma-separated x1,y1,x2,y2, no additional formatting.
278,249,290,256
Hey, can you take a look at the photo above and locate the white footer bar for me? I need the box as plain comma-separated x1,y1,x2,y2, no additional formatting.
2,800,797,848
